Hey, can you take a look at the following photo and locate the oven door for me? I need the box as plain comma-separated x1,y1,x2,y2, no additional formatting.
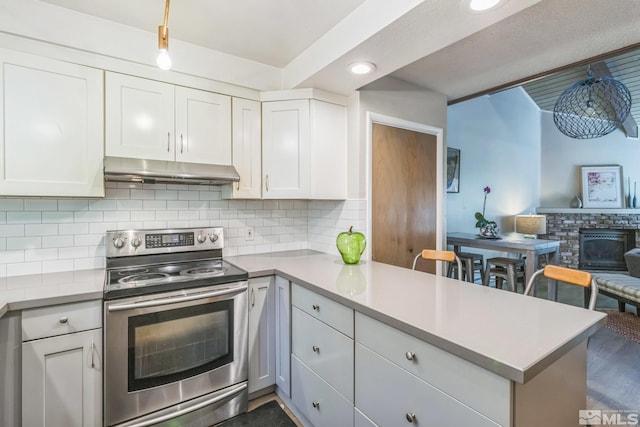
104,281,248,427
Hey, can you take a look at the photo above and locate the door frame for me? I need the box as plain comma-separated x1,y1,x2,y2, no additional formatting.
366,112,445,271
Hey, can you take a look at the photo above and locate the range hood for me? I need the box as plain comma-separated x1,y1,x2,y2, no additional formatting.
104,157,240,185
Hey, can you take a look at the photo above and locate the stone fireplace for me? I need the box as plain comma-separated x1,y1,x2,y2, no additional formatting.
539,210,640,271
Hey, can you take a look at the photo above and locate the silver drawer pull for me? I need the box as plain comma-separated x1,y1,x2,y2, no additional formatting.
312,304,320,311
312,401,320,409
59,316,69,324
405,351,416,361
312,345,320,353
406,413,416,423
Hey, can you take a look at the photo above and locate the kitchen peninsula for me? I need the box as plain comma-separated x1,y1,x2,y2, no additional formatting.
0,250,604,427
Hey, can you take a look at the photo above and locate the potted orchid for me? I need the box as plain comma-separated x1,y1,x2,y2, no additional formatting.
475,186,499,237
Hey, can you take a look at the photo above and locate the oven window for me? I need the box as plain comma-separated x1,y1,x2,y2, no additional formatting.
127,300,234,391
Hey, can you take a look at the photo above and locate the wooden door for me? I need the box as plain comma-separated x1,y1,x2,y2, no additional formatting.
372,123,437,272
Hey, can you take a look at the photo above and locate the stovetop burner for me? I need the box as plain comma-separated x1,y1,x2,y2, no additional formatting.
118,272,170,286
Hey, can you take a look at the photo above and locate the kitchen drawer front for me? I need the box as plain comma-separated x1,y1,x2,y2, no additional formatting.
291,283,353,337
291,355,354,427
355,343,501,427
292,306,353,402
22,300,102,341
355,312,510,426
355,408,378,427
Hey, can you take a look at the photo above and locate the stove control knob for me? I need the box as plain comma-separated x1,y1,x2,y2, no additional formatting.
113,237,125,249
210,233,219,243
197,233,207,244
131,237,142,248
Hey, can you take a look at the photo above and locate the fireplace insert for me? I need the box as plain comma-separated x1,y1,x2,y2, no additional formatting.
579,229,636,271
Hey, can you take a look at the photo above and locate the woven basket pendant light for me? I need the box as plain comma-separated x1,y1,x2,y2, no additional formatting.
553,65,632,139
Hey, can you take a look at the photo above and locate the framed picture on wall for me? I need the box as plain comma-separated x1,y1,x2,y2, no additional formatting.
446,148,460,193
581,165,624,208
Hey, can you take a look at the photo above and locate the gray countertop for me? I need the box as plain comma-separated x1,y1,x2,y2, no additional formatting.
0,250,606,384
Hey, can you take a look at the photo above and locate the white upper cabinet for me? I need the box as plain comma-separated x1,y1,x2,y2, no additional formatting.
262,98,347,200
106,72,231,165
175,87,231,165
230,98,262,199
0,48,104,197
262,100,310,199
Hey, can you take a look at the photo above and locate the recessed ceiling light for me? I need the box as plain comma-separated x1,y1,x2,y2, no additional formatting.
348,62,376,75
466,0,504,12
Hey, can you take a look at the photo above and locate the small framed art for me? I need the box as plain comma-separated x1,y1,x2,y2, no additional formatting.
446,148,460,193
581,165,624,208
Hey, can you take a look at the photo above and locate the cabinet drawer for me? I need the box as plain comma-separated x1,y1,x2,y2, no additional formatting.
291,283,353,337
22,300,102,341
355,408,378,427
355,343,501,427
292,307,353,401
355,312,510,426
291,355,353,427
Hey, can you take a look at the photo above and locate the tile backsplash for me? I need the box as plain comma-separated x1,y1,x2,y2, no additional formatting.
0,182,367,278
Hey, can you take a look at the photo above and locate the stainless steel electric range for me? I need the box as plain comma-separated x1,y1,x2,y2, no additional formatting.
103,227,249,427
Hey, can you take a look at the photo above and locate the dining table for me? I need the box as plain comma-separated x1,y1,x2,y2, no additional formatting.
447,232,561,299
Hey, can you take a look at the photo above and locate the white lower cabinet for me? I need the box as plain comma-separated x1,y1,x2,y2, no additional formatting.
355,408,378,427
355,343,500,427
21,301,102,427
275,276,291,396
248,276,276,394
291,355,354,427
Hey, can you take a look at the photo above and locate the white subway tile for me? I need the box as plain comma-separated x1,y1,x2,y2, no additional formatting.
156,211,178,220
166,220,190,228
103,211,131,222
42,259,75,273
143,200,167,210
0,225,24,237
116,221,144,230
209,201,229,209
89,222,119,234
74,211,104,223
74,257,105,270
24,200,58,211
220,210,238,219
43,235,74,248
7,237,41,250
59,223,89,235
155,190,178,200
59,200,88,211
42,211,73,223
25,224,58,236
131,211,156,221
0,199,24,211
263,200,279,209
178,191,200,201
74,234,104,247
229,201,247,209
7,262,41,276
7,212,41,224
199,191,221,201
142,221,167,229
200,211,220,220
0,238,5,251
179,211,199,220
59,247,89,259
131,189,156,200
0,250,25,263
188,200,208,210
117,200,143,210
89,200,117,211
25,248,58,262
167,201,189,210
143,183,167,190
187,220,209,228
105,188,131,199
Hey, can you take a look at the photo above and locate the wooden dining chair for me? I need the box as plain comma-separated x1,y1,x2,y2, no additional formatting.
412,249,463,278
524,265,598,310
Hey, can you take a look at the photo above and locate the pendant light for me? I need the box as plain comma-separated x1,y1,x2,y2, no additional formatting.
156,0,172,70
553,65,631,139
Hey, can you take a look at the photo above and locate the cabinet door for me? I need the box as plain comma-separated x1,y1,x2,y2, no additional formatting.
231,98,262,198
275,276,291,396
262,100,309,199
175,87,231,165
309,100,347,199
22,328,102,427
0,48,104,197
248,276,276,394
105,72,175,161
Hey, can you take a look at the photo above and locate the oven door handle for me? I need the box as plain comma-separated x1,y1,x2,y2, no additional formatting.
123,382,248,427
107,282,248,312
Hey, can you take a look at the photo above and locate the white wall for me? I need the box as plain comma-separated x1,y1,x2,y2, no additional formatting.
446,87,541,235
540,111,640,207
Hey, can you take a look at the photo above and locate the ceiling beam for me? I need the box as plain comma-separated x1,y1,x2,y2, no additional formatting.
589,61,638,138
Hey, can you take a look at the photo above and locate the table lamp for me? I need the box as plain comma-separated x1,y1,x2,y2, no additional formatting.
515,214,546,238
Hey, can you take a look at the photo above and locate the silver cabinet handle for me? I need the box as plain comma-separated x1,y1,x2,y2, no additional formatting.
180,133,184,153
265,174,269,192
88,341,95,369
312,345,320,353
167,132,171,152
312,401,320,409
251,288,255,308
236,180,240,190
405,351,416,361
312,304,319,311
59,316,68,324
406,413,416,423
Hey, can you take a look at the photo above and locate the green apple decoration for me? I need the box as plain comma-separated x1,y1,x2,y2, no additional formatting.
336,226,366,264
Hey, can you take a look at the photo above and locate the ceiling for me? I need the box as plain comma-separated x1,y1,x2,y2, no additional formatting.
37,0,640,100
